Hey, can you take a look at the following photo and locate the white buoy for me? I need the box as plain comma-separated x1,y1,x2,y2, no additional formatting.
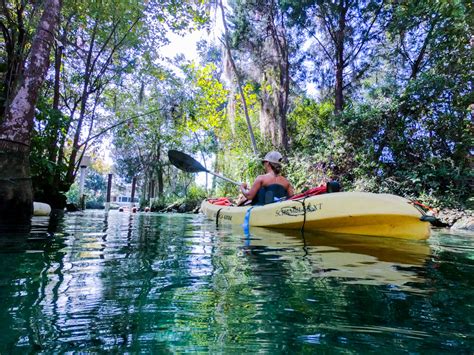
33,202,51,216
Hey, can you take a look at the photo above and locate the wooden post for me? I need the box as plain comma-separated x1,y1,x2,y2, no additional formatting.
105,173,112,210
131,177,137,209
79,166,86,210
78,156,90,210
151,180,155,199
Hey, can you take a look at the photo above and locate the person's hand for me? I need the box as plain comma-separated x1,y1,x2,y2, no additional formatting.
240,183,249,194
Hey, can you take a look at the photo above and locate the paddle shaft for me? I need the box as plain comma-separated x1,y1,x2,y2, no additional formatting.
206,170,241,186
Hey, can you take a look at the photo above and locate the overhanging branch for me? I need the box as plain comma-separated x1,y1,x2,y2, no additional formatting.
77,107,163,149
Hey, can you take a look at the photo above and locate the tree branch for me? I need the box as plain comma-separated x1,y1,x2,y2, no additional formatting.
409,18,438,79
88,21,120,76
77,108,163,149
304,24,335,65
89,17,140,92
344,0,384,64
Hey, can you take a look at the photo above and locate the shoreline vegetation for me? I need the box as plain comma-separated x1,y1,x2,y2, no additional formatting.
1,1,472,232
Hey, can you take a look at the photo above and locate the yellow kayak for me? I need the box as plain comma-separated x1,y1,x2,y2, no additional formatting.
200,192,431,240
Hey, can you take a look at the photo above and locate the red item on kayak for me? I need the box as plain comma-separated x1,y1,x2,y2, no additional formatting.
208,197,232,206
207,185,327,206
289,185,327,200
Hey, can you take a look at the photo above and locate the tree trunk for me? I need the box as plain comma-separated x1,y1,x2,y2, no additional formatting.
48,31,64,164
0,4,27,119
278,33,290,151
219,0,259,156
65,33,95,185
212,151,219,191
0,0,61,230
52,41,63,110
0,141,32,231
335,58,344,113
155,143,164,197
259,86,279,147
257,2,290,151
334,0,347,114
158,166,164,196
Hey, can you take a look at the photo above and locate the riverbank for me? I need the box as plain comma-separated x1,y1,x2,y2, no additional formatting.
435,208,474,231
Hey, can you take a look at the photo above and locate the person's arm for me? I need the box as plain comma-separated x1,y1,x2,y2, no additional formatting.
287,183,294,197
283,177,294,197
240,176,263,201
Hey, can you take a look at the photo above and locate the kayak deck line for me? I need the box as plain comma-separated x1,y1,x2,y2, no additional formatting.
201,191,431,240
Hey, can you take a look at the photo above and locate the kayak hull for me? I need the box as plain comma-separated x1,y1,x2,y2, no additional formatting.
200,192,430,240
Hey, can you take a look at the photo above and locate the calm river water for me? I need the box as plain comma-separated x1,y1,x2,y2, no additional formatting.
0,210,473,353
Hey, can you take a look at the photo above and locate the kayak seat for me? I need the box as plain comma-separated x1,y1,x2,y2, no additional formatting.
252,184,288,205
326,181,341,193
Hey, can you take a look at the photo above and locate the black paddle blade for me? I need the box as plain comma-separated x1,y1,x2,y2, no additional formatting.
168,150,207,173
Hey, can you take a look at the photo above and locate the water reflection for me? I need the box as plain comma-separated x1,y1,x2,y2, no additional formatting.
239,227,430,290
0,211,472,352
0,211,67,351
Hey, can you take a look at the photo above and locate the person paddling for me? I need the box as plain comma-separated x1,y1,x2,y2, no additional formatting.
239,151,294,205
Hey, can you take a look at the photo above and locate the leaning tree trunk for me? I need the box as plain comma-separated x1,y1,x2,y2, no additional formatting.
334,0,347,114
0,0,61,231
219,0,259,156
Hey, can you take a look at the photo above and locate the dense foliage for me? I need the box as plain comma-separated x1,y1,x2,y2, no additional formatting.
1,0,472,209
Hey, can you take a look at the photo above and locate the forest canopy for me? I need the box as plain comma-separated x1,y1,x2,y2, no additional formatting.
1,0,472,211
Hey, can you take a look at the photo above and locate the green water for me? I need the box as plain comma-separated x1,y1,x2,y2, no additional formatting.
0,210,472,353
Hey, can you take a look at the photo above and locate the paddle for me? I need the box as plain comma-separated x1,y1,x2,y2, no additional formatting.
168,150,241,186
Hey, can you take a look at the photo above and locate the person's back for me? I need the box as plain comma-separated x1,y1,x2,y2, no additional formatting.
239,151,294,205
252,183,288,205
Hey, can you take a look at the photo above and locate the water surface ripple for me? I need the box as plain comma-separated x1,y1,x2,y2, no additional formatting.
0,210,472,352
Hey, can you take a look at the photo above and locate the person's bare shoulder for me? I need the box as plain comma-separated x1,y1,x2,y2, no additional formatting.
257,175,267,185
259,174,274,185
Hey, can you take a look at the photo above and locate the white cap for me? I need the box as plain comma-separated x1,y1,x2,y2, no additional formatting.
262,151,283,165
